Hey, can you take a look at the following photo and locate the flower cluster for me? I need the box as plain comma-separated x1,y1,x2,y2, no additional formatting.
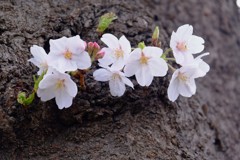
27,24,210,109
29,36,91,109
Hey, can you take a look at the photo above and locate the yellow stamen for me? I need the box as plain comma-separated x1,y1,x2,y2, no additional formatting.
56,79,65,89
112,73,120,80
178,72,188,82
115,49,124,59
64,50,72,59
140,54,149,65
176,42,187,51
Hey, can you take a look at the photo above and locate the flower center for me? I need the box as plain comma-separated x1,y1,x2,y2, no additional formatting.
40,62,48,68
176,42,187,52
112,73,121,81
139,54,149,65
115,49,124,59
64,50,72,59
178,72,188,82
56,79,65,89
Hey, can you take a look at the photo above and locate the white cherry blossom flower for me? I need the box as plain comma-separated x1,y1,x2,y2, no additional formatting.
48,35,91,73
93,65,133,97
124,47,168,87
98,33,131,70
167,66,199,102
170,24,205,65
28,45,49,75
37,70,77,109
183,52,210,78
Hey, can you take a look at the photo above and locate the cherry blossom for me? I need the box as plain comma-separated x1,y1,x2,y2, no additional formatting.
98,33,131,70
28,45,49,75
48,35,91,73
183,52,210,78
93,65,133,97
124,46,168,86
37,70,77,109
167,66,199,102
170,24,205,65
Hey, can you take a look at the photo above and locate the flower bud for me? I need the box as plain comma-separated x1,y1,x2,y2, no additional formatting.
95,49,105,60
151,26,161,47
87,42,101,61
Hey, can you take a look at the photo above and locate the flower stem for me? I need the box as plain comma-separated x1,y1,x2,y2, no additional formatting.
165,58,175,61
163,48,172,56
168,63,176,72
79,70,86,90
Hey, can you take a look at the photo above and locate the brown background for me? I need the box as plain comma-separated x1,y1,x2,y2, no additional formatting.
0,0,240,159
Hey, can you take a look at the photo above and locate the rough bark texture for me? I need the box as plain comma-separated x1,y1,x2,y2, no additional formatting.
0,0,240,159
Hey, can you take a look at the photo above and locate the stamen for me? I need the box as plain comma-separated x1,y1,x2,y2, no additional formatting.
139,54,149,65
178,72,188,82
115,49,124,59
64,50,72,59
176,42,187,51
56,79,65,89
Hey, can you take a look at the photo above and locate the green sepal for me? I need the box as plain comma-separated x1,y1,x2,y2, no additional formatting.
138,42,146,50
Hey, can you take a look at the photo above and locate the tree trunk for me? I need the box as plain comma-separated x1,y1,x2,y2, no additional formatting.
0,0,239,159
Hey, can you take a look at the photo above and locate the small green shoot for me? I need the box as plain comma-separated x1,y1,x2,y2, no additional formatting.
97,12,118,34
17,71,46,107
152,26,161,47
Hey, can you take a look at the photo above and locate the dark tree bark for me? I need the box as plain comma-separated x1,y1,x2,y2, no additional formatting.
0,0,239,159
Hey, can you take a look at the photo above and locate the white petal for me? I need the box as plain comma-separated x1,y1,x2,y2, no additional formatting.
67,35,86,53
93,69,112,82
98,49,115,66
167,78,180,102
38,75,58,89
75,51,91,70
148,58,168,76
55,89,73,109
187,78,197,95
143,46,163,58
124,60,141,77
61,58,78,72
127,48,142,62
180,66,198,78
109,79,126,97
176,24,193,41
111,58,125,71
173,51,185,65
28,58,40,67
178,81,193,97
65,77,78,97
121,76,134,88
135,65,153,86
49,37,67,55
170,31,178,49
181,53,194,65
101,33,119,49
195,52,209,60
187,35,205,54
119,35,131,54
29,45,48,70
37,87,55,102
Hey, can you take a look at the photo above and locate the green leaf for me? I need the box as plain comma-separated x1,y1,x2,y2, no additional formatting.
97,12,118,34
17,92,35,106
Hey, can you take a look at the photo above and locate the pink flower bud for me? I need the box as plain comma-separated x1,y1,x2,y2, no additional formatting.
87,42,101,61
95,49,105,59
